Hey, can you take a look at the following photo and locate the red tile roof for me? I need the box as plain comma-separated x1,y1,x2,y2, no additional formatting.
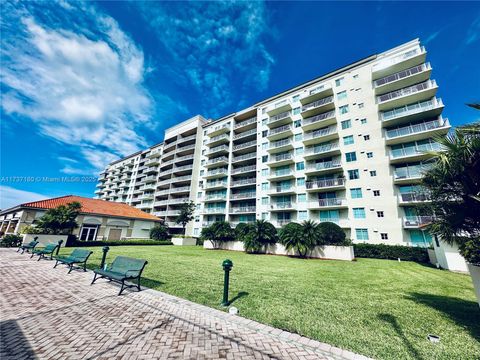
20,195,160,221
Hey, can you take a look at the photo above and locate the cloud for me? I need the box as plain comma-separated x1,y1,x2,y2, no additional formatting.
465,15,480,45
0,1,186,174
135,1,274,116
0,185,49,210
424,31,440,44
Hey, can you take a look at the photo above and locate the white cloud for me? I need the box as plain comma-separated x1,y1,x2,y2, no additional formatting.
0,186,49,210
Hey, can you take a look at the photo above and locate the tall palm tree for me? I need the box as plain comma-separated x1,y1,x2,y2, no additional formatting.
243,219,277,253
279,222,305,256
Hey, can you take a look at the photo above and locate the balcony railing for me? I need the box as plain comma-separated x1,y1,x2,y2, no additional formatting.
203,207,226,214
207,133,230,144
232,152,256,162
173,174,191,182
233,128,257,140
234,117,257,129
390,142,442,159
403,216,434,227
268,124,292,137
304,126,337,140
269,139,292,149
207,156,229,165
270,168,293,177
206,168,228,177
231,178,256,186
176,154,195,162
309,198,346,207
174,164,193,172
381,98,443,122
306,178,345,190
374,63,431,88
306,159,342,172
205,181,228,189
399,192,430,203
377,80,436,104
176,144,195,152
230,192,256,199
205,194,227,201
305,142,339,156
301,95,334,113
208,123,230,135
207,145,229,155
268,111,291,124
372,47,425,72
270,186,296,193
394,164,432,180
385,118,448,139
168,197,190,203
231,165,256,174
233,140,256,151
270,202,294,210
302,110,336,125
170,186,190,192
230,206,256,213
270,152,293,162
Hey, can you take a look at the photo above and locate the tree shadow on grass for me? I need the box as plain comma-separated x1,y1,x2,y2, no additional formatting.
229,291,249,305
407,292,480,341
378,313,423,360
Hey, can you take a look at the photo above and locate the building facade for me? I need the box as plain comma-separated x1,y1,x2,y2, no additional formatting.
95,39,450,246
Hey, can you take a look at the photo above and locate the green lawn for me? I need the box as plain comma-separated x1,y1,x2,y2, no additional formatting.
63,245,479,360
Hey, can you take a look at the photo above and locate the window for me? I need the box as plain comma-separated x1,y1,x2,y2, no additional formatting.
261,182,268,191
202,150,205,155
360,118,367,124
346,152,357,162
262,142,268,150
295,147,304,155
294,120,302,128
262,108,266,114
367,152,373,158
381,233,388,240
341,119,351,129
358,103,364,109
79,225,98,241
262,155,268,163
337,91,347,100
194,228,199,236
298,194,306,202
292,95,300,102
335,77,344,87
262,212,268,220
296,162,305,170
377,211,384,218
339,105,349,114
262,130,268,137
294,133,303,141
262,118,267,126
201,160,205,165
370,170,377,177
293,107,301,115
350,188,363,199
348,169,359,180
353,208,366,219
297,177,305,186
200,170,204,176
373,190,380,196
261,169,269,176
356,228,369,240
364,135,370,141
262,197,269,205
343,135,354,145
197,192,202,198
299,210,307,220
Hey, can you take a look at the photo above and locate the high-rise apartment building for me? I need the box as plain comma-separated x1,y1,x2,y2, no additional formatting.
95,39,450,245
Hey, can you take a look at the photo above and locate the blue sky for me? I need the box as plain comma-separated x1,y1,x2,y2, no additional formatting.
1,1,479,209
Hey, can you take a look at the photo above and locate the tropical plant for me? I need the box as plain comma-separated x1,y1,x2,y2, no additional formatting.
278,222,309,257
420,119,480,263
200,221,234,249
175,201,196,234
0,234,23,247
243,220,277,254
21,225,43,234
150,222,171,240
317,222,348,246
34,202,81,235
234,222,252,242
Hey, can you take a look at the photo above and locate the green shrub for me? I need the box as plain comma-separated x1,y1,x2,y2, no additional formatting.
201,221,234,249
21,225,43,234
150,223,171,240
0,234,23,248
243,220,277,254
353,243,429,263
317,222,349,246
234,222,251,242
279,222,311,257
67,239,173,247
459,237,480,265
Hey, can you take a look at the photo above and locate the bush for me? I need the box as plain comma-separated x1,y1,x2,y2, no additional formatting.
0,234,23,248
234,223,251,242
459,237,480,265
21,225,43,234
67,239,173,247
317,222,349,246
243,220,277,254
353,243,429,263
150,223,171,240
201,221,234,249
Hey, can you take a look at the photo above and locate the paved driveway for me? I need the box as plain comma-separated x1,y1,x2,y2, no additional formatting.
0,249,368,360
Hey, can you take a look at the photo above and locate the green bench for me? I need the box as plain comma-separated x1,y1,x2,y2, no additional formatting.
31,243,59,261
91,256,148,296
54,249,93,273
17,237,39,254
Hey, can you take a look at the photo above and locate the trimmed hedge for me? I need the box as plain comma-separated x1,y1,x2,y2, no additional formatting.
66,239,173,247
353,243,429,263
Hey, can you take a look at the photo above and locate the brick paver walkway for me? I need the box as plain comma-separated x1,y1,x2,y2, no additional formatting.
0,249,370,360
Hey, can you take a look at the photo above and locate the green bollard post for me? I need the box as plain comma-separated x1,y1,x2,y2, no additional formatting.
100,246,110,270
221,259,233,306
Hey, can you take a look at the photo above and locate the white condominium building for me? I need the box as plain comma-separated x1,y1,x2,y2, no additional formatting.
95,39,450,245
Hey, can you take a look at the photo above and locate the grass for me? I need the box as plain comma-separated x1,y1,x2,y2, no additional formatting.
61,245,480,360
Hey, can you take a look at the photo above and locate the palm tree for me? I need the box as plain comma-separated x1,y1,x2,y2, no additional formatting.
279,222,309,257
201,221,234,249
301,220,320,253
243,219,277,253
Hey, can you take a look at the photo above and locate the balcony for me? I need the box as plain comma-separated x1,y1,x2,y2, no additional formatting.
231,165,256,175
207,123,231,137
267,152,294,167
268,186,296,195
302,110,336,131
267,138,293,154
172,174,191,183
160,159,174,168
231,178,256,187
203,207,227,215
173,164,193,174
234,116,257,130
389,142,442,163
273,219,293,228
374,63,432,94
230,192,256,200
154,200,169,206
175,144,195,155
205,156,229,168
398,192,430,205
206,133,230,147
303,125,338,146
304,142,340,160
176,154,195,163
232,152,256,164
403,216,434,229
372,46,426,78
267,124,293,141
300,83,333,105
166,210,182,216
155,189,170,196
230,206,256,214
385,118,450,145
301,96,335,118
270,202,296,211
232,140,256,153
267,111,292,128
143,175,157,184
306,178,345,192
178,134,196,144
233,128,257,141
381,98,444,126
204,167,228,179
154,211,167,216
305,159,342,175
267,168,295,181
144,167,158,174
308,198,347,210
205,180,228,190
393,164,432,184
206,144,229,157
168,197,190,204
266,99,292,116
204,194,227,202
170,186,191,194
377,80,438,110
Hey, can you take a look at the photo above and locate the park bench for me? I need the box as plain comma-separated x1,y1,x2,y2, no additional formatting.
31,243,59,261
18,237,39,254
91,256,148,296
54,248,93,273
